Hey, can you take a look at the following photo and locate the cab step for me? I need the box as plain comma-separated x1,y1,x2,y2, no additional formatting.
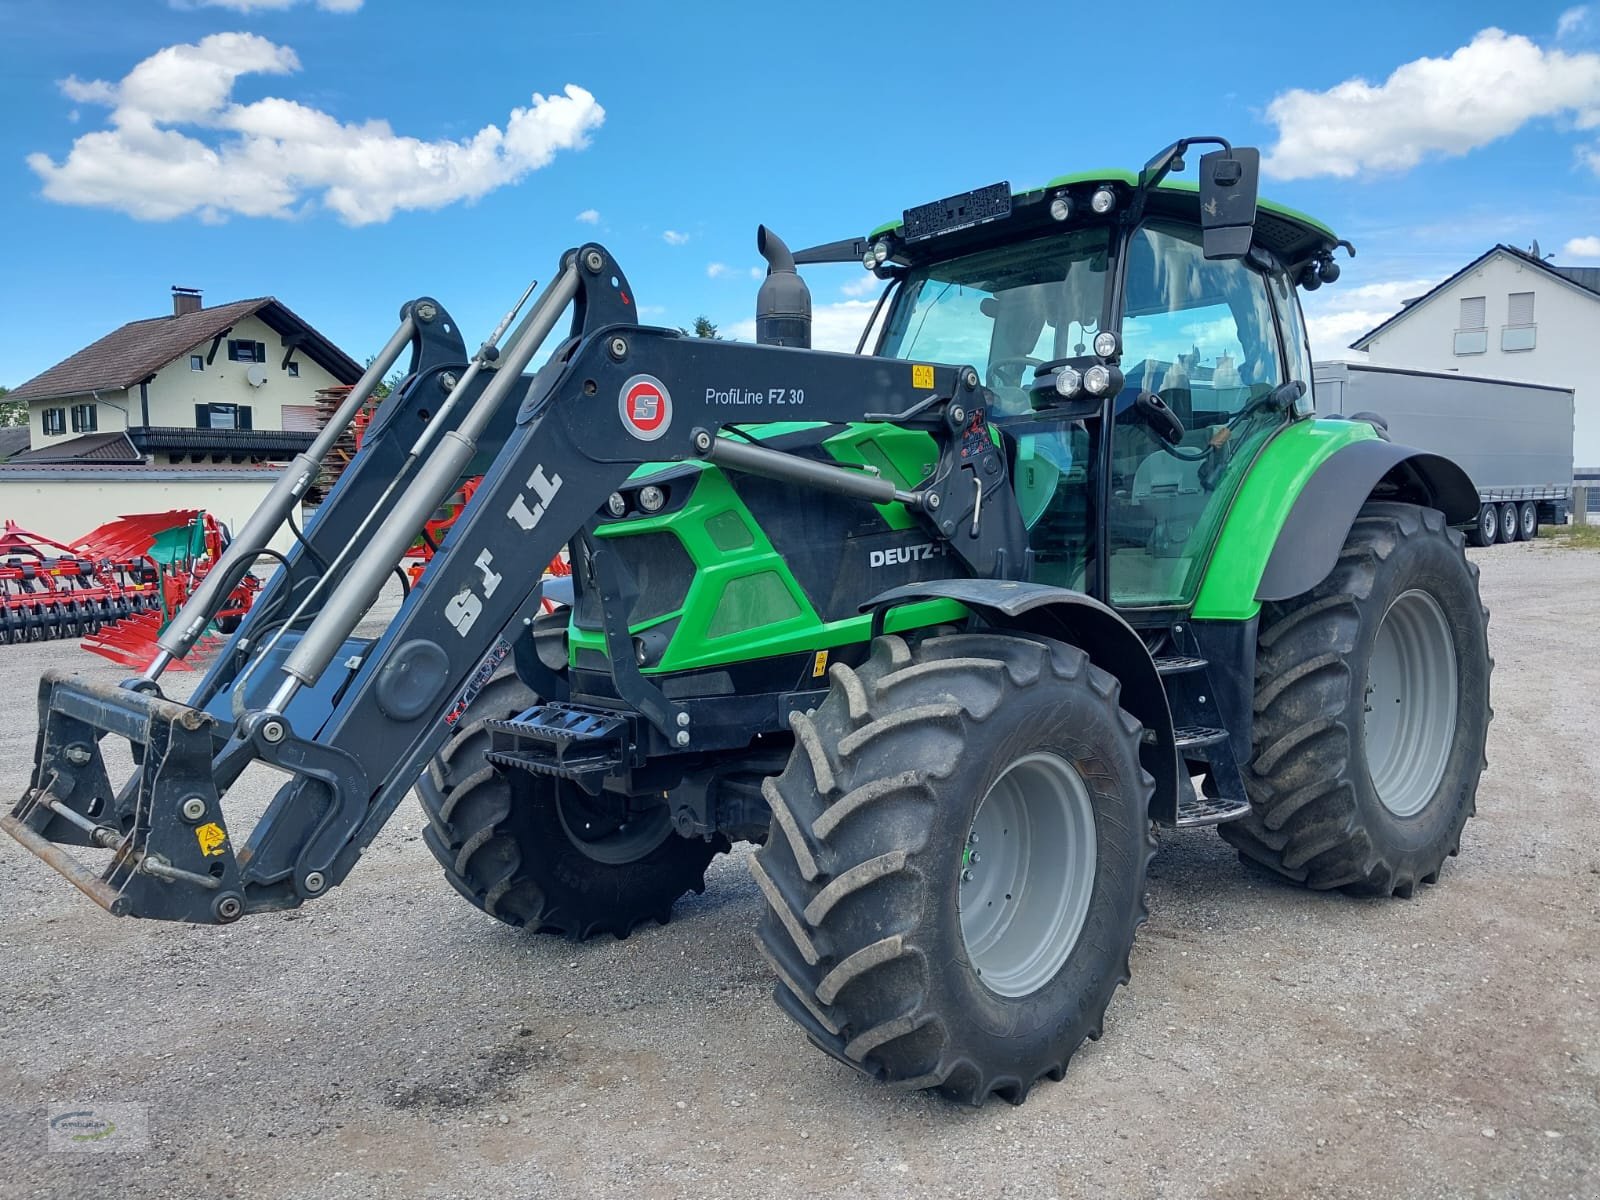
1154,654,1208,675
1176,790,1252,828
1172,724,1229,750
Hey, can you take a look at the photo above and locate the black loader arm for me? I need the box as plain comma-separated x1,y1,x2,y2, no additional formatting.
6,243,1026,923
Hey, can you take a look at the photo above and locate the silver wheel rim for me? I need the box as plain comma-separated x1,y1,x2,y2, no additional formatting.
1520,504,1537,539
1500,505,1517,542
959,751,1097,998
1364,589,1459,817
1480,507,1496,543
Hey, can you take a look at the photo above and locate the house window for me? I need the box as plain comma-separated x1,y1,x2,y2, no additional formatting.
227,339,267,363
70,403,98,433
1502,291,1536,352
195,403,253,430
190,354,205,372
42,407,66,436
1454,295,1488,355
286,361,300,378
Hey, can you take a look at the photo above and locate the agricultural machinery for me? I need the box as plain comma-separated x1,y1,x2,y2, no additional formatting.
6,136,1490,1105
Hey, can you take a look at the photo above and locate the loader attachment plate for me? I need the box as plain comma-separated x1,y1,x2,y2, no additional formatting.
3,670,244,923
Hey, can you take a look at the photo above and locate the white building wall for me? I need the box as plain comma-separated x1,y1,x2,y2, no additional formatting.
1359,252,1598,466
0,469,298,553
29,388,131,447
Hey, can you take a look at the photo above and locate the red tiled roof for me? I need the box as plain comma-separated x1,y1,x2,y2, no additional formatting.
9,297,362,403
8,432,142,464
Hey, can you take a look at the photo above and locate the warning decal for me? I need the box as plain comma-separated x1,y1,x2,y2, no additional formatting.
619,374,673,441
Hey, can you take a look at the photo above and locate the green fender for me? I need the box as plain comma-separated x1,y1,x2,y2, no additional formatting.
1192,418,1478,621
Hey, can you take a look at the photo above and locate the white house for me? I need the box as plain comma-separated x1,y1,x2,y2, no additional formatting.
8,288,360,464
1351,245,1598,467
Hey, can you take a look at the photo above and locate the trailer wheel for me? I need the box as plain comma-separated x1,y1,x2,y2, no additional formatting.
1222,502,1490,896
1517,501,1539,542
1468,503,1497,547
752,632,1154,1106
415,665,724,940
1498,503,1518,544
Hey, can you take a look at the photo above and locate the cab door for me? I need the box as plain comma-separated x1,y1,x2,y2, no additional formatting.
1106,220,1291,609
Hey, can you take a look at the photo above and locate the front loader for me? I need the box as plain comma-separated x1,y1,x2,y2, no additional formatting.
6,136,1490,1105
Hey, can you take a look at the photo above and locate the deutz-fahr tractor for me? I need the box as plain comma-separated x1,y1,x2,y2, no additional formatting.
6,136,1490,1106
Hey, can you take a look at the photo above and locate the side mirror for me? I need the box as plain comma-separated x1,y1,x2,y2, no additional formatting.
1199,147,1260,260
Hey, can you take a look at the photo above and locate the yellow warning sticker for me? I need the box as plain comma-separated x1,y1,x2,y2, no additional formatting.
195,822,228,857
912,364,935,390
811,650,829,678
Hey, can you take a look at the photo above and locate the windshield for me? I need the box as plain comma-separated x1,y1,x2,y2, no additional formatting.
877,228,1113,417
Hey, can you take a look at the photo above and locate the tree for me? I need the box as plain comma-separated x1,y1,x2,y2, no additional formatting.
363,357,406,399
0,385,24,428
679,316,721,340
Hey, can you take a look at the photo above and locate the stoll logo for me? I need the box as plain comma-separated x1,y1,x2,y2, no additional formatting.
48,1103,148,1153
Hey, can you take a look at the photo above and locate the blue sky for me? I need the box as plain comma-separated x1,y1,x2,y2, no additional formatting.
2,0,1598,386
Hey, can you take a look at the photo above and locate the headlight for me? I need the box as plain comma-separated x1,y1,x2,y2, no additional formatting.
862,249,878,269
1083,365,1113,396
1049,196,1073,222
1093,330,1119,358
1054,366,1083,398
1090,187,1116,214
638,485,666,513
872,239,891,264
605,492,627,517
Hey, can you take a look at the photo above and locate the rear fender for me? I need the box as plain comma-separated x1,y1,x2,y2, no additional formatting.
864,580,1180,825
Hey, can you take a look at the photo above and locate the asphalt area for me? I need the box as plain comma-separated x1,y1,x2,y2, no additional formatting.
1,534,1596,1199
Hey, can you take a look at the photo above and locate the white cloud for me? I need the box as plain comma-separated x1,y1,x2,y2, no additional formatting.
662,229,689,245
1564,234,1600,257
726,298,879,353
575,208,599,224
1558,6,1591,39
749,266,765,280
1301,275,1442,356
28,33,603,225
1262,28,1600,180
840,271,884,298
179,1,363,11
706,262,730,278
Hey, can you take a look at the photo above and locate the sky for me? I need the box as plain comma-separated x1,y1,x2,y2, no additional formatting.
1,0,1598,387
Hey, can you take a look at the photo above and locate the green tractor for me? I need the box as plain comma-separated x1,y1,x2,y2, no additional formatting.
8,137,1489,1107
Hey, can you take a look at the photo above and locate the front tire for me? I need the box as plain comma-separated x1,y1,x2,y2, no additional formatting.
752,632,1154,1105
1221,503,1491,895
416,666,724,939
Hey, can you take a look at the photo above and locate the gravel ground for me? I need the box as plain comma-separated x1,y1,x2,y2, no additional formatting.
1,538,1596,1200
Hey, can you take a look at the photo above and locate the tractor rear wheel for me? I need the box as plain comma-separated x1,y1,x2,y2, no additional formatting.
1221,502,1490,895
752,632,1154,1105
416,666,724,939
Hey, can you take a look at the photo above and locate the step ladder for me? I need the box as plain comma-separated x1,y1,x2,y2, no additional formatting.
1153,646,1252,828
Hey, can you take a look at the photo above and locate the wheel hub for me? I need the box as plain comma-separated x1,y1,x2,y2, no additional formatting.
1364,589,1459,817
958,752,1097,998
554,789,674,865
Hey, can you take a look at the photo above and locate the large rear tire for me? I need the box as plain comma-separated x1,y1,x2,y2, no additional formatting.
1221,503,1491,895
752,632,1154,1106
416,666,724,939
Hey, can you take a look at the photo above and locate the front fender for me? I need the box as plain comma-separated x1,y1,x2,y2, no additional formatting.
864,579,1181,825
1192,419,1478,620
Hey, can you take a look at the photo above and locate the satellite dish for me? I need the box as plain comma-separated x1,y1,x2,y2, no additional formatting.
245,364,269,388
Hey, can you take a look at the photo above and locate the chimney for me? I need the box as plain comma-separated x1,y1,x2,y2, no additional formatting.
172,286,202,317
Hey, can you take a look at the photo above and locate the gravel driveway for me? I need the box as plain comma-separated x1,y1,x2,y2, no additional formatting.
1,538,1595,1199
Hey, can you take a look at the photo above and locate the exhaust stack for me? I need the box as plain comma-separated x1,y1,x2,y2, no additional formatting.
755,226,811,349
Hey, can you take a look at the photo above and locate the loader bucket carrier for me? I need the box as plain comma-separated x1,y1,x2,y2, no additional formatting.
8,136,1491,1107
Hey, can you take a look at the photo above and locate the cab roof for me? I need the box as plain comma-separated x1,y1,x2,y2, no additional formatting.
867,169,1339,272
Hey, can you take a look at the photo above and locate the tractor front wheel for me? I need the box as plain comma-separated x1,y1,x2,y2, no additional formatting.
752,632,1154,1105
1222,502,1491,895
416,666,725,939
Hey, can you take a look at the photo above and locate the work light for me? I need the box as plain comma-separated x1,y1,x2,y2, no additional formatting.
1090,187,1116,214
1049,196,1073,222
1054,366,1083,398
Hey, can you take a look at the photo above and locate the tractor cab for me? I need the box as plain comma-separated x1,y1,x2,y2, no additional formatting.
801,138,1348,612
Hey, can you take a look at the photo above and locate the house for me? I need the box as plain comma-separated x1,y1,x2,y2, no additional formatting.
1351,245,1597,467
8,287,361,465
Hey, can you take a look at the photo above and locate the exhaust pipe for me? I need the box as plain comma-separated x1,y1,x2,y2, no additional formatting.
755,226,811,349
